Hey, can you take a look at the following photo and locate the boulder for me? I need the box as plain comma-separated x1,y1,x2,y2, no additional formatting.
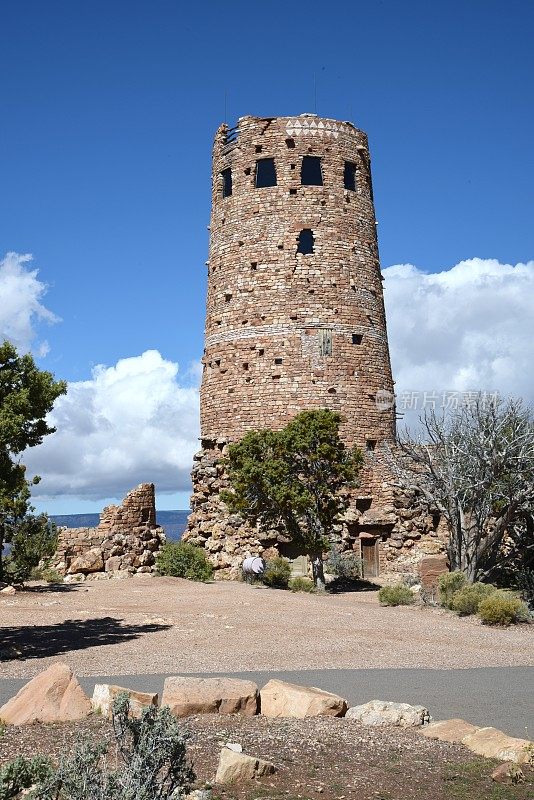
0,663,92,724
419,555,448,592
491,762,525,784
260,679,347,718
421,718,479,742
68,548,104,574
215,747,275,783
346,700,430,727
161,676,258,717
461,727,533,764
92,683,158,718
0,585,16,595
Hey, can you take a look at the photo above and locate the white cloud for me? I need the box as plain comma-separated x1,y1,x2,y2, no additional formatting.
26,350,200,500
383,258,534,424
0,252,59,354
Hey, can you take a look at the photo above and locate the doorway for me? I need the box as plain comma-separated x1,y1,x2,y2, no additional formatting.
361,538,379,579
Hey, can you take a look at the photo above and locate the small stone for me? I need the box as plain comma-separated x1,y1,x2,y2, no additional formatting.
462,727,533,764
421,718,479,742
225,742,243,752
346,700,431,727
260,679,347,718
215,748,275,784
92,684,158,718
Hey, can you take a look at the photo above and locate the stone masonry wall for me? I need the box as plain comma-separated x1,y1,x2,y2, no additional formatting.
53,483,166,581
185,113,446,576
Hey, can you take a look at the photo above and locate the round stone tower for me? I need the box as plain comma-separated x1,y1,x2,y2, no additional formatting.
185,114,402,577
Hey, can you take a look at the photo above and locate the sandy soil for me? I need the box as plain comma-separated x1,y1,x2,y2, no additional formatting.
1,576,532,679
2,713,533,800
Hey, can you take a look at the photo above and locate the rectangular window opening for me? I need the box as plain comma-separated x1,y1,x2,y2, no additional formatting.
352,333,363,345
366,439,377,452
297,229,314,255
301,156,323,186
255,158,277,188
319,329,333,357
344,161,357,191
274,358,283,365
221,168,232,198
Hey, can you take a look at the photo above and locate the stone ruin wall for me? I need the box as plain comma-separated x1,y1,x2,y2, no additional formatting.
184,113,448,578
53,483,166,581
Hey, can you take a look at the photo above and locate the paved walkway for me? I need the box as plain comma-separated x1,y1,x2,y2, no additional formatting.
1,667,532,738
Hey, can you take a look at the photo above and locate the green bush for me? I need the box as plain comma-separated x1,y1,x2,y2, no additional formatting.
0,694,195,800
262,557,291,589
325,549,362,580
288,576,315,593
438,570,467,609
30,564,64,584
451,582,497,616
156,542,213,581
0,755,53,800
478,591,530,626
378,584,414,606
4,515,58,584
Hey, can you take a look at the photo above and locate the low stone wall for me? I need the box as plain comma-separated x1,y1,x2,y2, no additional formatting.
184,442,448,579
53,483,166,581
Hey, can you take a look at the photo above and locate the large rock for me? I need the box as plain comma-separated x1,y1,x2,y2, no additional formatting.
421,718,479,742
68,547,104,574
461,727,533,764
92,683,158,718
161,676,258,717
260,679,347,718
0,663,92,724
346,700,430,727
215,747,275,783
419,555,448,592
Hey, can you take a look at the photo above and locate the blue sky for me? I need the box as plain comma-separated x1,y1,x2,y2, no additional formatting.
1,0,533,513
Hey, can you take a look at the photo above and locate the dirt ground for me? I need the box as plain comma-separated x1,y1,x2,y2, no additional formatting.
0,713,533,800
1,576,532,679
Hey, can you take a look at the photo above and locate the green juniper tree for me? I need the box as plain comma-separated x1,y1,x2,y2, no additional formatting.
0,341,66,581
222,409,362,589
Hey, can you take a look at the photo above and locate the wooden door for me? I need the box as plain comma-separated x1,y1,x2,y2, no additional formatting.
361,538,379,578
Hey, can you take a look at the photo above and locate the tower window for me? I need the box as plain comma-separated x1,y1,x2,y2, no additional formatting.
255,158,277,188
297,229,314,255
344,161,357,191
301,156,323,186
221,168,232,198
319,329,333,356
366,439,377,452
352,333,363,345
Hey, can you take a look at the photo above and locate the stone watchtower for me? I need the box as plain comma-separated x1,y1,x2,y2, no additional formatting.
185,114,411,578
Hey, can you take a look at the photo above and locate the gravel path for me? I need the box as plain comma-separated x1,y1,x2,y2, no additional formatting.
1,576,532,679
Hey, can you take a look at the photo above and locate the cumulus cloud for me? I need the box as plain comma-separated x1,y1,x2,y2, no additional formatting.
0,252,59,355
383,258,534,424
26,350,200,500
